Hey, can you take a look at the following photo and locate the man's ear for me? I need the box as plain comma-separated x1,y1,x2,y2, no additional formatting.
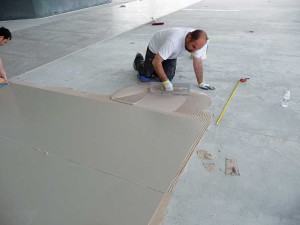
185,33,191,42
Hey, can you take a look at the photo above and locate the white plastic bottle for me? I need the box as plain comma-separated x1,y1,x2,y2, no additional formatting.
282,91,290,107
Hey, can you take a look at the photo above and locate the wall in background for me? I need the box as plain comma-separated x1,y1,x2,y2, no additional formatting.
0,0,111,20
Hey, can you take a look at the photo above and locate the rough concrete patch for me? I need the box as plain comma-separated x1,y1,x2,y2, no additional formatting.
203,162,215,172
197,150,213,160
225,158,240,176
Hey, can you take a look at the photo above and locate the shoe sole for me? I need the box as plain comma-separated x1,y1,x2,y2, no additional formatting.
133,53,143,71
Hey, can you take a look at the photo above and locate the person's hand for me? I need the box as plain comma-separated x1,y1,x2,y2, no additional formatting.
3,74,8,83
0,77,5,85
162,80,173,92
0,71,8,83
198,82,215,90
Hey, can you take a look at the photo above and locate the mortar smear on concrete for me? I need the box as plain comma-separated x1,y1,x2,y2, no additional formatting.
203,162,215,172
197,150,213,160
111,85,212,115
110,84,149,104
136,93,187,112
176,94,211,114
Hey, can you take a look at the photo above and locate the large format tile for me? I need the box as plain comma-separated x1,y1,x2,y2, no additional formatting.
0,84,208,192
0,138,162,225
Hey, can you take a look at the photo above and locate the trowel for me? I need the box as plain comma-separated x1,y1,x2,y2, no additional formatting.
149,82,191,95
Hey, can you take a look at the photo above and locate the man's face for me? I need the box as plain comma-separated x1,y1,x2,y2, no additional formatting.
185,35,206,53
0,36,10,46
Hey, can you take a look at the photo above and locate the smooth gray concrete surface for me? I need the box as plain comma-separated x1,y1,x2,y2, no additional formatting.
1,0,300,224
164,126,300,225
1,0,201,77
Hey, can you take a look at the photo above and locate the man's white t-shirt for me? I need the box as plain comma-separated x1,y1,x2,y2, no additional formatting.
148,27,208,60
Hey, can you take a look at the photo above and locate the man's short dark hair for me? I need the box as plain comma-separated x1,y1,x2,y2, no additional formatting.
0,27,12,40
190,30,208,41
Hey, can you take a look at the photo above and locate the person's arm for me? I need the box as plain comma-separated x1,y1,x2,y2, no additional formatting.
0,58,8,83
193,56,215,90
152,54,168,82
152,54,173,91
193,57,204,84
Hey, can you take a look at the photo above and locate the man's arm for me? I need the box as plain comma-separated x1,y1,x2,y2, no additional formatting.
152,54,168,82
193,57,204,84
193,56,215,90
0,58,8,82
152,54,173,91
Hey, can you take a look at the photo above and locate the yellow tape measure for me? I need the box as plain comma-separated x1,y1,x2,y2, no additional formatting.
216,78,249,125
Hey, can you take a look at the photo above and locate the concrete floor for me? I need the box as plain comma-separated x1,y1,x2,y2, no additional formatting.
1,0,300,224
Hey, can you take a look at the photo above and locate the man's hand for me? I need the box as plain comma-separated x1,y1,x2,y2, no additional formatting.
198,82,215,90
0,77,5,85
0,58,8,83
162,80,173,92
1,71,8,83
